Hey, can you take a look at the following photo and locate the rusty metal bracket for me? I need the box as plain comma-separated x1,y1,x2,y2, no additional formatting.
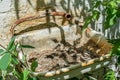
10,11,72,36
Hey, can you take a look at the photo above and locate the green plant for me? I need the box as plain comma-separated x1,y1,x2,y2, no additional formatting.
0,36,37,80
83,0,120,79
106,39,120,79
108,39,120,56
104,70,117,80
84,0,120,30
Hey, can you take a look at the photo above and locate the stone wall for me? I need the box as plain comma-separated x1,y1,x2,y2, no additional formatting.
0,0,37,46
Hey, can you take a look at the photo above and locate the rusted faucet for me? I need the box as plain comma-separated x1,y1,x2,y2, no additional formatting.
10,11,71,35
50,12,71,20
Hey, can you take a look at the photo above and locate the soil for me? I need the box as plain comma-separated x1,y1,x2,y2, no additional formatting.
27,39,101,72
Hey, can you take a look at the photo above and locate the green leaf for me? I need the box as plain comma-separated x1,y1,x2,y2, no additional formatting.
7,66,14,73
31,60,38,72
20,45,35,49
117,56,120,64
28,77,38,80
32,77,38,80
92,10,100,20
102,1,108,6
109,1,117,8
116,10,120,17
7,36,16,50
10,44,17,52
89,1,101,12
112,9,117,14
104,20,110,29
94,1,101,8
23,69,29,80
13,70,22,80
118,46,120,51
104,70,117,80
0,49,4,53
11,57,19,65
117,0,120,3
106,7,112,15
83,16,92,30
104,12,116,29
109,15,116,26
108,39,120,55
0,49,4,55
0,76,2,80
0,53,11,70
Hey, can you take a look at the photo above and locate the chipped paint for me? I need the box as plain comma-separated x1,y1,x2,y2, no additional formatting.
103,61,109,66
45,71,55,77
100,57,104,61
81,67,92,74
96,64,101,69
64,75,70,79
61,68,69,72
56,70,60,74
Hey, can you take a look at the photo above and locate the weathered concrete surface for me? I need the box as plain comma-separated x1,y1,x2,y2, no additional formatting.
0,0,12,12
0,0,120,47
0,0,37,46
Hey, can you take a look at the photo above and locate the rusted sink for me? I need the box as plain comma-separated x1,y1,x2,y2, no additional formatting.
10,13,112,80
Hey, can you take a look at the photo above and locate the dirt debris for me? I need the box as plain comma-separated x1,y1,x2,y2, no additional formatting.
26,38,103,72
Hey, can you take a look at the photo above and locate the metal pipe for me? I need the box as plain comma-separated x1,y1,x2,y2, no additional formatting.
50,12,71,20
10,11,71,35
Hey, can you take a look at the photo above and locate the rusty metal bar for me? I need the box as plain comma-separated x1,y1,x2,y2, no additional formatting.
10,11,71,35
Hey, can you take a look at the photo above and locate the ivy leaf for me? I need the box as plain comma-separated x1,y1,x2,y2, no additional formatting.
7,36,16,50
31,60,38,72
23,69,29,80
20,45,35,49
0,53,11,70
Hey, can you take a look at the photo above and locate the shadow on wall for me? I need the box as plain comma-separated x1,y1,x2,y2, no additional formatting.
13,0,120,39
